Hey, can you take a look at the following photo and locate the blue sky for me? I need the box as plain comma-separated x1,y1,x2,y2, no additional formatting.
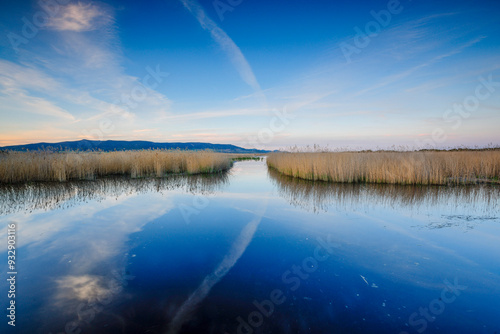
0,0,499,149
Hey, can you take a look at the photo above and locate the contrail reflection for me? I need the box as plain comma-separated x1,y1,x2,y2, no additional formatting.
166,199,267,334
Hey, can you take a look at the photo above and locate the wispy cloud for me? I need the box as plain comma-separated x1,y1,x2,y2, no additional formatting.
2,91,76,120
47,2,111,32
0,60,75,120
0,59,60,94
349,36,486,98
179,0,263,95
0,2,173,145
132,128,158,133
0,59,119,122
162,107,270,122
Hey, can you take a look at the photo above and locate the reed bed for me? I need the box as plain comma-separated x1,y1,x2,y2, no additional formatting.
267,151,500,185
0,150,233,183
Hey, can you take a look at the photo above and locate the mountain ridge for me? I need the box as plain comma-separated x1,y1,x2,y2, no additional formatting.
0,139,272,154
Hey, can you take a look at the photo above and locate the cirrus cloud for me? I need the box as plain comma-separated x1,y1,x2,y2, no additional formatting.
47,2,111,32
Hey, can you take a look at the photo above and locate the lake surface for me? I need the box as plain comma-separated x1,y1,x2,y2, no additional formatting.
1,159,499,334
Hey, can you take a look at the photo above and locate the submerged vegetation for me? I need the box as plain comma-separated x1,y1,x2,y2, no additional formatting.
267,150,500,185
0,150,233,183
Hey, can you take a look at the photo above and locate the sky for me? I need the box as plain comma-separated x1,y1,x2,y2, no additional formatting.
0,0,499,150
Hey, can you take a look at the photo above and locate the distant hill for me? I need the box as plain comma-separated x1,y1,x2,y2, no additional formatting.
0,140,271,154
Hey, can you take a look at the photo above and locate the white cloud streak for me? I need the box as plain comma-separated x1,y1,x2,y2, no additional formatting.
180,0,263,95
47,2,111,32
349,36,486,98
1,2,173,144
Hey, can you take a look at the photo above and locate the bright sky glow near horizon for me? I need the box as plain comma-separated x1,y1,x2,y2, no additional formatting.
0,0,499,150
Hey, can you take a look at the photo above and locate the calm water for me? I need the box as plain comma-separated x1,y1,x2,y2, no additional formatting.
1,160,499,334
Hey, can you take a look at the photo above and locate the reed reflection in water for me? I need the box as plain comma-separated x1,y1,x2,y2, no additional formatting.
0,172,229,215
268,168,500,226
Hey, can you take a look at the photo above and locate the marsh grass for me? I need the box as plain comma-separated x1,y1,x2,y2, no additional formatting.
267,150,500,185
0,150,232,183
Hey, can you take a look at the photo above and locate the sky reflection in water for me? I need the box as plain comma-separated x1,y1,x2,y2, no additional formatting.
0,160,499,334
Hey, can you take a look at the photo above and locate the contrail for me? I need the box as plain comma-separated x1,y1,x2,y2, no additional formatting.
179,0,266,104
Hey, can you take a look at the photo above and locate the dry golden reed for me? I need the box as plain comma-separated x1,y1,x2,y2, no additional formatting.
267,151,500,185
0,150,232,183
